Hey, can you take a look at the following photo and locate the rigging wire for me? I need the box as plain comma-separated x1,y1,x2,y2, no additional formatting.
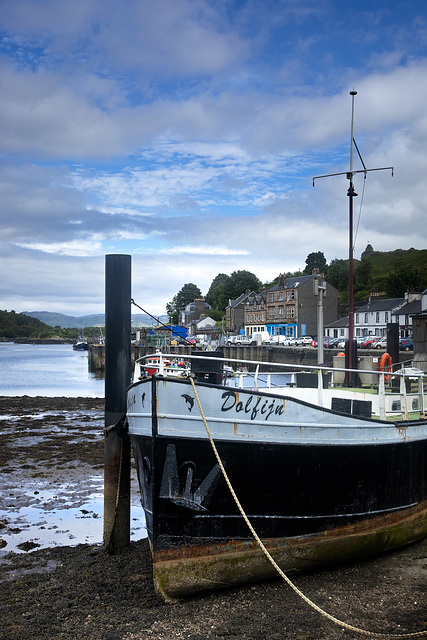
353,170,367,251
131,298,195,346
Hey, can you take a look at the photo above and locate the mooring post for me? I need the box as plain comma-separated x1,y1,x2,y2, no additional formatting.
104,254,131,553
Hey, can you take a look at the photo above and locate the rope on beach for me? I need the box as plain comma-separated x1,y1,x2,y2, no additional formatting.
189,375,427,639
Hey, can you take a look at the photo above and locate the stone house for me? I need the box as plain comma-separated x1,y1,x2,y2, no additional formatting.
243,273,338,339
225,291,254,334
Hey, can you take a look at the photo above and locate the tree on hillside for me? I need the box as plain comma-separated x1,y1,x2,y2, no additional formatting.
204,270,262,316
385,266,427,298
228,270,262,300
327,258,349,292
303,251,327,275
205,273,230,311
166,283,202,324
355,258,372,292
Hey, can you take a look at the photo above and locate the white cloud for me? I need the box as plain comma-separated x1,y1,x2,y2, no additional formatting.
0,1,426,316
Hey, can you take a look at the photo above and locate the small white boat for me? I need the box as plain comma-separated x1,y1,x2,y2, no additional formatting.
132,352,190,380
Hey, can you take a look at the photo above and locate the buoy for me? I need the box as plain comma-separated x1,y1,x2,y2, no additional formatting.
379,352,392,382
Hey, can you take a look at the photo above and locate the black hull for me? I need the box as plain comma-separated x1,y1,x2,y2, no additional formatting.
132,433,426,544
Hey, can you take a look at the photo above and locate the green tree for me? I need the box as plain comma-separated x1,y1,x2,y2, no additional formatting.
384,266,426,298
355,258,372,294
205,273,230,311
228,270,262,300
166,283,202,323
327,258,349,292
303,251,327,275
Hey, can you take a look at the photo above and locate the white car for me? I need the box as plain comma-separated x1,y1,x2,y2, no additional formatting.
228,335,253,346
270,335,290,346
373,336,387,349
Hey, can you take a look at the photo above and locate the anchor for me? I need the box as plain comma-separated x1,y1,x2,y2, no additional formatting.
159,443,221,512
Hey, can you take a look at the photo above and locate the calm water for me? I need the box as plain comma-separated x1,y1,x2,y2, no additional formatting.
0,342,104,397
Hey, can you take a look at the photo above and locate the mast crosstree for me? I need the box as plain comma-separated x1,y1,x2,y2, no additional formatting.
313,90,394,384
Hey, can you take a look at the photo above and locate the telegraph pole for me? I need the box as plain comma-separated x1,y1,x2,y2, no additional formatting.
313,90,393,385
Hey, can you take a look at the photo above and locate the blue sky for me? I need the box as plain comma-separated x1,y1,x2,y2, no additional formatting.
1,0,427,316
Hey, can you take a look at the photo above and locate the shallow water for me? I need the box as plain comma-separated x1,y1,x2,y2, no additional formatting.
0,342,104,397
0,406,146,555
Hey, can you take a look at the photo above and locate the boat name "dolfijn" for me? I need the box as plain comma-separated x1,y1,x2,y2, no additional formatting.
220,390,284,421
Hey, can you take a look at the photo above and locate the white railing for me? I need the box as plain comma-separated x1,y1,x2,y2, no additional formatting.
135,352,426,421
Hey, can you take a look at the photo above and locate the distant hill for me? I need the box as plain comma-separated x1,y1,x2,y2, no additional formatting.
359,246,427,277
23,311,169,329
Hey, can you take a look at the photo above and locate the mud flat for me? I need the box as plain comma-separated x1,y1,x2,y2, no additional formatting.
0,397,426,639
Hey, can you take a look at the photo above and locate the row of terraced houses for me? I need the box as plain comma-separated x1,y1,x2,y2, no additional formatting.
225,272,338,339
224,272,426,340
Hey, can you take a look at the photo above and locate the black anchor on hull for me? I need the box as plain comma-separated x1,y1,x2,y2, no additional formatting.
159,443,221,512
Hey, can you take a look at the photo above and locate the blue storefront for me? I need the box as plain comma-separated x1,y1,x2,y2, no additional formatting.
266,323,298,338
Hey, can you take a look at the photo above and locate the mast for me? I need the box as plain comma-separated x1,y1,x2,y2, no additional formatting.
347,90,357,381
313,90,393,386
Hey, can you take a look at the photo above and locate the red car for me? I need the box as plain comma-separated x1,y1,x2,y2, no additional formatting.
360,336,380,349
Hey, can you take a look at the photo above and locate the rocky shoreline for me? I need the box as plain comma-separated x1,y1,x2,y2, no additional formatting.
0,397,426,639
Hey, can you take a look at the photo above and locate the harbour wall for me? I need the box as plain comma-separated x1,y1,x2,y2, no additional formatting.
88,344,406,373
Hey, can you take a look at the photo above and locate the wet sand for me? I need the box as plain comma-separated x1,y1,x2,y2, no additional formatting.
0,397,426,639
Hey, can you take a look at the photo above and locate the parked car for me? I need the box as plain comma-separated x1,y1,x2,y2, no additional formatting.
337,339,347,349
251,331,271,345
228,335,253,346
326,337,342,349
270,335,290,346
185,336,197,345
296,336,313,346
399,338,414,351
360,336,381,349
372,336,387,350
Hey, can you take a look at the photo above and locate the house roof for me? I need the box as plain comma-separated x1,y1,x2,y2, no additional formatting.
355,297,405,313
392,299,422,316
228,291,253,308
268,275,313,291
325,316,349,329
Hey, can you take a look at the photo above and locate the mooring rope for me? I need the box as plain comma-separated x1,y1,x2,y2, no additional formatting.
189,376,427,638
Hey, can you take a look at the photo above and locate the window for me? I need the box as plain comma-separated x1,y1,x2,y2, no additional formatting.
290,306,295,318
385,312,389,322
286,290,295,301
269,292,275,302
340,329,345,336
268,308,275,319
278,292,284,301
356,313,359,323
365,313,368,323
376,312,380,323
278,306,283,316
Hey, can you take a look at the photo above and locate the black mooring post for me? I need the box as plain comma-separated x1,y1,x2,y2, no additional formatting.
104,254,131,553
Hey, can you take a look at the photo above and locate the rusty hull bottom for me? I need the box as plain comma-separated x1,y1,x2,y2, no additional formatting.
151,501,427,600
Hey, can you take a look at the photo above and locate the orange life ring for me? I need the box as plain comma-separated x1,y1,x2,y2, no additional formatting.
379,352,392,382
337,352,345,357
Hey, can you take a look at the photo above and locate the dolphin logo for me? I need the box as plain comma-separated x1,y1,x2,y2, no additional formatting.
181,394,194,411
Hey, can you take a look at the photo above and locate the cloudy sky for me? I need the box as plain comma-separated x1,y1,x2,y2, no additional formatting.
1,0,426,317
